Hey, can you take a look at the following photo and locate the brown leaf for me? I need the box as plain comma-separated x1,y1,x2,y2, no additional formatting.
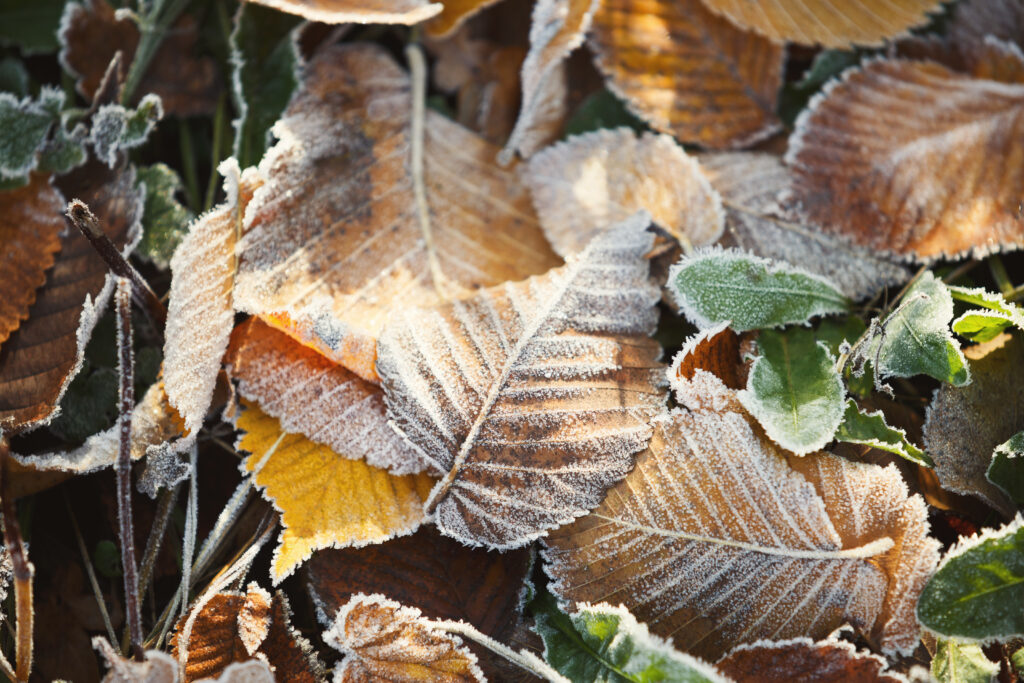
898,34,1024,83
234,43,559,382
588,0,784,149
716,637,906,682
0,161,142,432
948,0,1024,52
543,369,939,660
783,58,1024,261
324,593,485,683
670,321,743,391
244,0,442,24
425,0,504,38
698,0,943,48
0,174,65,347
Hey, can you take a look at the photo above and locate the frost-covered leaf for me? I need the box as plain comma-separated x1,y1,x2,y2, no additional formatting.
378,214,665,549
324,593,484,683
918,515,1024,641
234,43,558,382
244,0,442,24
525,128,724,257
716,637,908,682
669,321,744,392
923,333,1022,515
0,89,60,179
135,163,193,269
225,318,423,475
698,153,909,301
783,59,1024,261
738,327,845,455
544,370,940,659
235,402,435,583
94,638,179,683
987,431,1024,504
837,400,931,467
533,594,725,683
588,0,783,149
89,95,163,168
668,248,850,331
949,285,1024,343
425,0,502,38
931,639,998,683
0,0,66,53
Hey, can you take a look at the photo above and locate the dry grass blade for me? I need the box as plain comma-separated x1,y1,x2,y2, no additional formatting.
244,0,441,24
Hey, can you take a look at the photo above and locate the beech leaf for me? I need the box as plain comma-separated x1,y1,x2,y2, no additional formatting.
932,639,998,683
836,400,932,467
987,431,1024,504
716,637,908,683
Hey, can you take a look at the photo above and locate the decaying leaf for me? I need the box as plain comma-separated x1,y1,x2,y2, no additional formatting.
235,402,435,582
425,0,503,38
784,58,1024,261
699,0,943,48
948,0,1024,53
544,369,939,659
377,214,665,549
244,0,442,24
670,321,744,392
525,127,724,257
588,0,783,149
324,593,485,683
234,43,559,382
716,637,908,682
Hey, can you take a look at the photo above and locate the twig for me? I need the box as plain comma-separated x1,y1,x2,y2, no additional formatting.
63,492,118,646
0,437,34,682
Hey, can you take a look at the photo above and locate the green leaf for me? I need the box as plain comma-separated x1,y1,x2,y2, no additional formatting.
90,94,163,168
835,399,932,466
49,364,118,443
92,540,122,579
932,640,998,683
136,163,194,268
230,2,302,169
563,89,646,138
949,285,1024,343
0,57,29,96
0,0,67,53
737,327,845,455
778,49,860,126
987,431,1024,504
0,89,57,178
1011,646,1024,675
532,593,725,683
918,516,1024,641
668,248,850,332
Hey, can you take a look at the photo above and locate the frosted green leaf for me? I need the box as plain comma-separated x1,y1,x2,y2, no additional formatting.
737,327,845,455
918,515,1024,642
135,164,193,268
532,594,726,683
0,57,28,96
987,432,1024,505
0,0,66,53
932,640,998,683
836,400,932,467
0,89,57,179
668,247,850,331
949,285,1024,343
90,95,163,168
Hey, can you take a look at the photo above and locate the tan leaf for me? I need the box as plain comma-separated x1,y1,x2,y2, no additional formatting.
898,34,1024,83
425,0,504,37
543,369,939,660
525,128,724,257
377,214,666,549
698,152,909,300
225,318,424,474
784,59,1024,261
324,593,484,683
716,637,907,682
96,638,179,683
589,0,783,149
234,43,559,382
699,0,943,48
244,0,441,24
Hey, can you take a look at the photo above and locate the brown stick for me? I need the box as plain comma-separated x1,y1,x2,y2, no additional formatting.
0,437,34,682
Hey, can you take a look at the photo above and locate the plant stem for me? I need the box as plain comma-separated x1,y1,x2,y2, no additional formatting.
137,484,180,601
178,120,201,211
432,619,568,682
63,492,118,646
988,255,1015,296
203,94,228,212
0,437,33,683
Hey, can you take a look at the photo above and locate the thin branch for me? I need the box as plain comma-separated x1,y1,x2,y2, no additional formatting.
0,437,34,683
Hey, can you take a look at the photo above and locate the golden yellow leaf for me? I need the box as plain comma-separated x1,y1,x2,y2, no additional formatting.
244,0,441,24
236,401,435,582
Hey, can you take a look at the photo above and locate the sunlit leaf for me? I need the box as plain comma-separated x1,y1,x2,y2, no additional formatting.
987,431,1024,504
949,285,1024,343
716,637,907,683
244,0,442,24
837,400,931,467
135,163,193,269
931,639,998,683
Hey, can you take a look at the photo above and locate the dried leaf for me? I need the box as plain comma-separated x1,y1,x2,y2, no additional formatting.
225,318,423,474
987,431,1024,504
716,637,908,682
588,0,783,149
931,639,998,683
324,593,485,683
425,0,503,38
670,321,743,392
948,0,1024,53
525,128,724,257
699,0,943,48
234,43,559,382
544,369,939,659
784,59,1024,261
96,638,179,683
243,0,442,24
378,214,665,549
235,401,435,582
0,173,64,346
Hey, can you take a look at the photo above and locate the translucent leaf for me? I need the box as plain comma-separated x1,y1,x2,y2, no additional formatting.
738,327,846,455
0,0,66,53
932,639,998,683
949,285,1024,343
525,128,724,257
588,0,783,149
89,95,163,168
533,594,725,683
243,0,442,23
836,400,931,467
234,43,559,382
235,402,436,583
135,163,194,269
324,593,485,683
668,247,850,331
918,515,1024,641
987,431,1024,504
377,214,666,549
716,637,907,683
544,370,940,659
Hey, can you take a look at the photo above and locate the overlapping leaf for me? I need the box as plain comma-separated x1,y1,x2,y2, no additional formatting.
245,0,442,24
716,637,907,682
931,639,998,683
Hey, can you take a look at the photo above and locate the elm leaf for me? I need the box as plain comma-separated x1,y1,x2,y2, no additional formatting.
836,399,932,467
932,640,998,683
987,431,1024,504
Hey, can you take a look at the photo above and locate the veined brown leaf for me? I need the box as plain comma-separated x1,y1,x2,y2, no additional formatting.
670,321,744,392
544,369,939,660
425,0,503,38
716,637,907,682
377,214,666,549
244,0,442,24
234,43,559,382
784,58,1024,261
588,0,783,149
699,0,943,48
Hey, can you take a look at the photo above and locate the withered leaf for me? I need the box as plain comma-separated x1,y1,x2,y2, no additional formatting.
544,369,939,660
425,0,503,38
670,321,744,392
95,638,179,683
245,0,442,24
716,637,907,682
588,0,783,149
948,0,1024,52
784,58,1024,261
234,43,559,382
378,214,665,549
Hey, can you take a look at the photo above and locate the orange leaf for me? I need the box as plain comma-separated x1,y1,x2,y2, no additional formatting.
716,637,906,682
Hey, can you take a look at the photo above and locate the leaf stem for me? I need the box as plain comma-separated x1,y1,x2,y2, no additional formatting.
431,619,569,683
137,484,180,604
0,437,34,682
987,255,1015,297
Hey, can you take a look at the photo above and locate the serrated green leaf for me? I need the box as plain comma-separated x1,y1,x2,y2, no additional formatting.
737,327,845,455
932,640,998,683
90,94,163,167
230,2,302,170
836,399,932,466
949,285,1024,343
668,248,850,332
0,90,56,178
918,516,1024,641
0,0,66,53
532,593,725,683
136,163,193,268
987,432,1024,505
